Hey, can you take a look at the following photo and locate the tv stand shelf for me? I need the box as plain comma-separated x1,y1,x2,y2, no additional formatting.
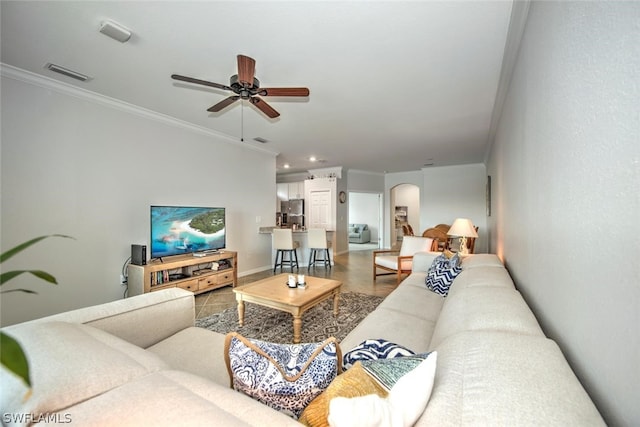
127,251,237,296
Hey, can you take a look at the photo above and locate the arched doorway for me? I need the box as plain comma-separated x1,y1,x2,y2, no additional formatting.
390,183,420,247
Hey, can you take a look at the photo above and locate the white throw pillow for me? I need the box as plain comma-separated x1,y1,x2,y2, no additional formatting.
327,352,437,427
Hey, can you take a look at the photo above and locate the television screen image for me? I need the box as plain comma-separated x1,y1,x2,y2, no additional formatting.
150,206,225,258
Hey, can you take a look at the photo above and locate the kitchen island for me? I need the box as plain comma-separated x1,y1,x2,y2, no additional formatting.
259,227,335,268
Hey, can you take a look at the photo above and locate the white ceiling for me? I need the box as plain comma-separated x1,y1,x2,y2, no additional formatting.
1,1,515,175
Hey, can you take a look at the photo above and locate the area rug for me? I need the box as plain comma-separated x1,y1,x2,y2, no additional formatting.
195,292,384,344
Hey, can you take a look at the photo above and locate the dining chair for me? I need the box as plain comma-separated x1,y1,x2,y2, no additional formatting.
307,228,332,269
273,229,300,272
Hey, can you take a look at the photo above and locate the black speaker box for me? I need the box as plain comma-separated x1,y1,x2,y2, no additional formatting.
131,244,147,265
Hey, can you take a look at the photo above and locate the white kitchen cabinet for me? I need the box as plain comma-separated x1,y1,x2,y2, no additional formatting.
288,182,305,200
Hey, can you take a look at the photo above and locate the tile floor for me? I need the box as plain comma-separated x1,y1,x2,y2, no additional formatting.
194,248,399,320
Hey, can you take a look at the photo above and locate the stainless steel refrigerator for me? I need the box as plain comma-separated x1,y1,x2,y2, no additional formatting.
280,199,304,227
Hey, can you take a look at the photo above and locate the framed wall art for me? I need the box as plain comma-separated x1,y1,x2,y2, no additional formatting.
486,175,492,217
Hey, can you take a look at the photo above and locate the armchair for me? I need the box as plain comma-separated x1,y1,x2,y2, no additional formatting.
348,223,371,244
373,236,437,284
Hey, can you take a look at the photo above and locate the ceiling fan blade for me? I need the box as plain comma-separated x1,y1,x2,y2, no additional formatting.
250,97,280,118
237,55,256,88
171,74,230,91
258,87,310,97
207,96,240,112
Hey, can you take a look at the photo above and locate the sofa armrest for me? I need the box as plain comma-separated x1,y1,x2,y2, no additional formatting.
5,288,195,349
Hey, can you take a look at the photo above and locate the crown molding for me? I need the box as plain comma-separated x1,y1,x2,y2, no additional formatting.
484,0,531,165
347,169,385,177
0,63,277,157
308,166,343,179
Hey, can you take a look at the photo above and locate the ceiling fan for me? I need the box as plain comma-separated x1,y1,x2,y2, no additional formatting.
171,55,309,118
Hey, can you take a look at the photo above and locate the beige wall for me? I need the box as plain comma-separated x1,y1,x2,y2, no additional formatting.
486,2,639,425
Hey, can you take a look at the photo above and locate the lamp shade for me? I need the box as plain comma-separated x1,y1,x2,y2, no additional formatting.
447,218,478,238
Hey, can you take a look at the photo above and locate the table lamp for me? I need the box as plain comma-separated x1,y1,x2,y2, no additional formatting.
447,218,478,255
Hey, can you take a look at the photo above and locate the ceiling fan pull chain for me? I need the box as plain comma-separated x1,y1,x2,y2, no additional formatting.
240,100,244,142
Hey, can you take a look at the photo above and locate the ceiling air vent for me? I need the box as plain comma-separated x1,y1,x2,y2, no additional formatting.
253,137,268,143
44,63,91,82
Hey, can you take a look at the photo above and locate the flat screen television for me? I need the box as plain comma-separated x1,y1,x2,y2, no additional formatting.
150,205,225,259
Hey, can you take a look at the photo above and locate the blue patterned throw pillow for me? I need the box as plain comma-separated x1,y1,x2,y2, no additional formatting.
343,338,415,370
425,254,462,296
224,332,340,419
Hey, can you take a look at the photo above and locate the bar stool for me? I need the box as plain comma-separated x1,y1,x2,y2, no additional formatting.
308,228,332,269
273,228,300,272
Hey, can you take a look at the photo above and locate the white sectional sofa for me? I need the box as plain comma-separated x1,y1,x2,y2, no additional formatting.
0,288,300,426
341,252,605,426
1,252,605,425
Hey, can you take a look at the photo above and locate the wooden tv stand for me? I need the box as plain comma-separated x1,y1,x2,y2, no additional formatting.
127,251,237,296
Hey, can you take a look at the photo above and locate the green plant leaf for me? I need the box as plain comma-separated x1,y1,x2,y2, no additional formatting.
0,288,38,295
0,270,59,286
0,234,73,263
0,331,31,387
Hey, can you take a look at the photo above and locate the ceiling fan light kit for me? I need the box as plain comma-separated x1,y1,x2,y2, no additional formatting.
172,55,309,119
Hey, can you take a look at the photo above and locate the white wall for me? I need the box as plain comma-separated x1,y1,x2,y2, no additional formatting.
422,164,487,253
383,165,487,251
486,2,639,425
394,183,420,235
348,192,381,243
347,169,384,193
1,71,277,326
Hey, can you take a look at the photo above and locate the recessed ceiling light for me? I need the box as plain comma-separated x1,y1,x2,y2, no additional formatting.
283,164,290,169
309,156,317,162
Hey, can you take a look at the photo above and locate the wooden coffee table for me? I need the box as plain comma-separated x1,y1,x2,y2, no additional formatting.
233,274,342,343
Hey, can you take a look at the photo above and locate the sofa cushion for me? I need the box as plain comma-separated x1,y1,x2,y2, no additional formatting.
428,287,545,349
418,331,605,426
147,326,229,386
224,333,340,419
60,370,301,426
0,321,169,422
343,339,415,370
460,253,503,269
339,308,435,355
381,280,445,322
446,266,516,299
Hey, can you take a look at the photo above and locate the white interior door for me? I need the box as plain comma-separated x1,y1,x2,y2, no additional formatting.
309,190,332,229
